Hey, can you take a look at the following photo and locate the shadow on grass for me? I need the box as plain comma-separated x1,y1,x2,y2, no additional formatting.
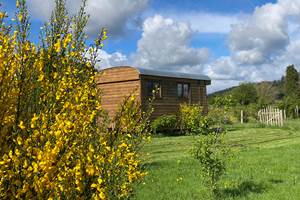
142,161,164,169
268,178,284,184
220,180,267,198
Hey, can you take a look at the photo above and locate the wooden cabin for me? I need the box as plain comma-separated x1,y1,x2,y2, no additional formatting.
96,66,211,119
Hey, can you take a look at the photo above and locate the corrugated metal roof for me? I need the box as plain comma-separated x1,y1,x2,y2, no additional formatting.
135,67,211,81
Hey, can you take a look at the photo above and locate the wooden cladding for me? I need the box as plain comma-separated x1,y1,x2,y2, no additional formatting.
99,80,140,117
96,66,139,84
96,66,141,117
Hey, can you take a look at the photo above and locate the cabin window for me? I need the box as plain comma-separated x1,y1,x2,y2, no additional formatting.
147,80,162,98
177,83,190,98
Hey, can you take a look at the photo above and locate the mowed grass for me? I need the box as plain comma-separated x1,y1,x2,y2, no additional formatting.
133,120,300,200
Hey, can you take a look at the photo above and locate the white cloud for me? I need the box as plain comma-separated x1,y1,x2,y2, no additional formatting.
133,15,210,70
95,50,128,70
27,0,148,37
83,0,147,37
228,0,300,66
27,0,54,20
204,57,240,80
202,0,300,93
280,40,300,65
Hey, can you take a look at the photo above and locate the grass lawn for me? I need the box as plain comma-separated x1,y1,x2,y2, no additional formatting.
133,120,300,200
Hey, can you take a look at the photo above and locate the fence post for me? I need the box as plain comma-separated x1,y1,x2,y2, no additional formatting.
263,108,266,124
258,110,262,123
280,109,283,127
241,110,243,124
276,108,279,126
266,107,270,125
270,107,273,126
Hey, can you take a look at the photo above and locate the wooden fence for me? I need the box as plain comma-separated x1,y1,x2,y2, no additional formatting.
258,107,284,127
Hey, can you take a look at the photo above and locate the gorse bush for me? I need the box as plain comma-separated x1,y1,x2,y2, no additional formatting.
0,0,151,199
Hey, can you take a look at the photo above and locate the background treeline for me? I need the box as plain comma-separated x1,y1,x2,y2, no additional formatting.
208,64,300,123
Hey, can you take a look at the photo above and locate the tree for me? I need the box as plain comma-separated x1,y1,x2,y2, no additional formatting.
191,130,230,199
256,82,277,108
232,83,258,105
284,65,299,98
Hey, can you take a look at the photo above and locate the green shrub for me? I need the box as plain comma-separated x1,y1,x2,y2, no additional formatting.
277,96,300,118
179,104,212,135
179,104,202,133
191,131,230,199
208,107,237,126
151,115,179,135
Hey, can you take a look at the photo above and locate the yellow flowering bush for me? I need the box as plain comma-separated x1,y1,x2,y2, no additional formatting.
0,0,151,199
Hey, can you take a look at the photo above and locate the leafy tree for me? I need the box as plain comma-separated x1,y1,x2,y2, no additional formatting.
256,82,277,108
280,65,300,118
284,65,299,98
211,95,236,110
232,83,258,105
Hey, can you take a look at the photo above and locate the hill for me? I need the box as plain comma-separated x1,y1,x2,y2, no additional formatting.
208,79,285,103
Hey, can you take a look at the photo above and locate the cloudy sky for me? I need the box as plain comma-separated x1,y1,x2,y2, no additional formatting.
3,0,300,93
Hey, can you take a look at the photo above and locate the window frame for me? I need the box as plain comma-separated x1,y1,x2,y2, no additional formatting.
146,80,162,98
177,82,190,99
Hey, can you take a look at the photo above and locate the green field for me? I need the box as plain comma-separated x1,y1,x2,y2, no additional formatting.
133,120,300,200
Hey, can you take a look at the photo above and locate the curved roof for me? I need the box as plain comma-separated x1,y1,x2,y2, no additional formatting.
135,67,210,81
100,66,210,81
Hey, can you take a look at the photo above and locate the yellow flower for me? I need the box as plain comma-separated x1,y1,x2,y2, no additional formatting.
0,12,5,19
18,121,25,130
53,72,58,79
15,149,21,156
100,191,105,199
55,130,61,137
38,74,44,82
56,94,60,100
63,34,72,48
18,14,23,22
97,178,103,184
32,162,38,173
31,113,38,128
86,165,95,176
17,136,22,145
101,29,108,40
54,40,61,53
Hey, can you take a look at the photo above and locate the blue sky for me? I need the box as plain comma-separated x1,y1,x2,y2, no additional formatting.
150,0,276,13
2,0,300,92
